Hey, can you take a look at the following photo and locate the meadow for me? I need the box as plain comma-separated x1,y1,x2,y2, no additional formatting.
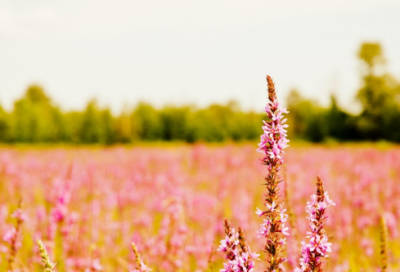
0,143,399,271
2,1,399,270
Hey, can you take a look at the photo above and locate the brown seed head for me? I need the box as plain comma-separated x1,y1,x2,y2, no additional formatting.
316,176,325,203
237,227,248,253
266,75,277,102
224,219,232,237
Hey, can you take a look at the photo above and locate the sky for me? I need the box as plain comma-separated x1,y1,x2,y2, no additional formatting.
0,0,400,113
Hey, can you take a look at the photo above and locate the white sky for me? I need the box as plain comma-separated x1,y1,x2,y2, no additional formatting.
0,0,400,113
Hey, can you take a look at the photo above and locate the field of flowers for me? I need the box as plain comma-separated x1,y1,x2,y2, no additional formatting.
0,142,399,271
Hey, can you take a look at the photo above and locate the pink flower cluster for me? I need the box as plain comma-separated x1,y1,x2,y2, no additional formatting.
11,209,27,223
257,101,289,165
3,227,17,244
305,193,335,223
295,191,335,272
3,209,26,245
85,259,104,272
256,202,289,240
218,227,259,272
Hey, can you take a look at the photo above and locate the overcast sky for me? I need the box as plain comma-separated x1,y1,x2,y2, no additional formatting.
1,0,400,113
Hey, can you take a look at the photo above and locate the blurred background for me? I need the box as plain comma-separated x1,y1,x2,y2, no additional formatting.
1,0,400,144
2,2,400,271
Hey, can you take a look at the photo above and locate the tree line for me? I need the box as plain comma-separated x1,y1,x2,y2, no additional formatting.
287,42,400,142
0,91,262,144
0,42,399,144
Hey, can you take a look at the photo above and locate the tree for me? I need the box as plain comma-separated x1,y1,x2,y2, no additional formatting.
325,95,357,141
286,89,327,141
131,103,163,141
11,85,59,142
356,42,399,140
79,100,103,143
25,85,50,103
0,103,10,142
357,43,385,76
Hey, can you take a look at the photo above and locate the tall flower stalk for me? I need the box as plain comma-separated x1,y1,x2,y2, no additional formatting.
218,219,259,272
207,244,215,271
131,242,152,272
295,177,335,272
256,75,289,271
379,215,388,272
6,200,26,271
37,239,56,272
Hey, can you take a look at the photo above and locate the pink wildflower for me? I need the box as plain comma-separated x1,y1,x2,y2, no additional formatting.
295,177,335,272
256,76,289,272
3,227,16,244
11,208,27,223
218,220,259,272
5,201,25,271
85,259,103,272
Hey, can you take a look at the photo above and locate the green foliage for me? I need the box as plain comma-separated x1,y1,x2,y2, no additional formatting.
160,106,191,141
356,42,400,140
0,104,10,142
325,95,359,141
10,85,59,142
132,103,163,141
285,41,400,143
78,100,116,144
0,88,265,144
358,42,385,75
286,89,330,142
0,42,399,144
